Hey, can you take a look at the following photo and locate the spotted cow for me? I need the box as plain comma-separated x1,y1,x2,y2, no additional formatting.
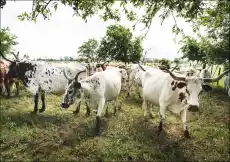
61,68,123,135
140,65,230,138
2,53,89,113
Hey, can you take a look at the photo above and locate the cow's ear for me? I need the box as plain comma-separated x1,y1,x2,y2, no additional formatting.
177,82,187,88
202,84,212,92
74,82,81,89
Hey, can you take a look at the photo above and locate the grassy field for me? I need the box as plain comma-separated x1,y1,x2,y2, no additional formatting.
0,86,229,161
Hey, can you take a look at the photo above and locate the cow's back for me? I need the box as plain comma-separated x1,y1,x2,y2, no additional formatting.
91,69,121,101
142,69,171,104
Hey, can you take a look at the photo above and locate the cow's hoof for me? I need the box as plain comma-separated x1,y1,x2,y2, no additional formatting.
95,131,100,136
104,113,109,118
184,130,190,139
149,113,154,119
39,108,45,113
30,111,37,115
73,110,80,114
85,112,90,117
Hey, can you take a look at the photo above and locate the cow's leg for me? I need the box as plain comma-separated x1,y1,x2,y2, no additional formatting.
126,78,133,97
0,83,3,95
85,102,90,116
95,98,105,135
4,79,10,97
104,102,109,117
39,91,46,113
15,80,19,96
143,99,148,117
137,85,141,98
158,104,166,133
180,109,190,138
33,92,39,114
147,101,153,118
112,100,116,115
73,101,81,114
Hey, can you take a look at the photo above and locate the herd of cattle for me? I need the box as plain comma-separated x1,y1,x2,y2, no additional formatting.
1,53,230,138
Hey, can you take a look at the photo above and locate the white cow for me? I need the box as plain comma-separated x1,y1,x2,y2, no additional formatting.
140,65,230,138
5,57,90,113
61,68,123,135
127,64,153,98
105,66,128,91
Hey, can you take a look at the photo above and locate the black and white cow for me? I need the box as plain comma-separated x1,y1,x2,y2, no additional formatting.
60,68,123,135
2,53,90,113
140,65,230,138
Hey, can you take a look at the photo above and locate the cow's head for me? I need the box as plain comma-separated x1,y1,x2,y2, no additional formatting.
61,70,86,109
0,52,34,79
161,67,230,112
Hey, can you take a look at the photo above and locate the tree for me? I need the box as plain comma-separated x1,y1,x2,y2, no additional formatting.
173,58,180,64
179,0,229,66
15,0,210,37
159,58,171,69
97,24,142,64
77,38,99,63
0,27,18,59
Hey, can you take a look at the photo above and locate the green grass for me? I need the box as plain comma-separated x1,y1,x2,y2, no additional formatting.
0,87,229,161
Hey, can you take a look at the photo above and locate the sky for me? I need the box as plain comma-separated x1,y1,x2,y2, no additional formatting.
1,1,196,60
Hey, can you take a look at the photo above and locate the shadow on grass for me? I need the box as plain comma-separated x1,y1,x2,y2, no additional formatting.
0,111,68,128
206,87,230,102
129,116,190,161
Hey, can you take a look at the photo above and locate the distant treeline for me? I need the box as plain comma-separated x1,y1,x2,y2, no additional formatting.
36,56,76,61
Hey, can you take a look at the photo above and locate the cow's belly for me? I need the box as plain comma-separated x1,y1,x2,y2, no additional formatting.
142,83,162,105
168,104,187,114
104,81,121,101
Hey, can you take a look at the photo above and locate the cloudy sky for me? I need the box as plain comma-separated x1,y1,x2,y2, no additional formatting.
1,1,195,60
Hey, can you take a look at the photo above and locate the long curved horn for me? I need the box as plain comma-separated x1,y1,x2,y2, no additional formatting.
0,51,14,63
63,69,72,81
203,69,230,83
74,70,86,81
138,64,146,71
160,66,186,81
170,64,179,72
11,52,20,61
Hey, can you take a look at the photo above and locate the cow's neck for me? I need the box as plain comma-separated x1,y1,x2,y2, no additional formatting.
17,62,36,86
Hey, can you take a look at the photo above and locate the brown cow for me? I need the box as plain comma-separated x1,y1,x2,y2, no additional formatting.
0,57,20,97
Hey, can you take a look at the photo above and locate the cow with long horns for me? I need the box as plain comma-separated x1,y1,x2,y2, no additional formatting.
60,68,123,135
139,65,230,138
1,52,90,113
0,52,20,97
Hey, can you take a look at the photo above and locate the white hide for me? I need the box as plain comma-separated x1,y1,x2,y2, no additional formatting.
78,69,122,108
25,61,88,94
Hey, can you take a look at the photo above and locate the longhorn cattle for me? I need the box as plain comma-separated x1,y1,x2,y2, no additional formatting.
140,65,230,138
1,53,90,113
0,56,20,97
60,68,123,135
127,64,156,98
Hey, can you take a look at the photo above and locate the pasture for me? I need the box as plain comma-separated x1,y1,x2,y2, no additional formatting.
0,84,229,161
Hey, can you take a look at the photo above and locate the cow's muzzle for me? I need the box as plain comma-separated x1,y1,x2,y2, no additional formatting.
60,103,70,109
188,105,199,112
